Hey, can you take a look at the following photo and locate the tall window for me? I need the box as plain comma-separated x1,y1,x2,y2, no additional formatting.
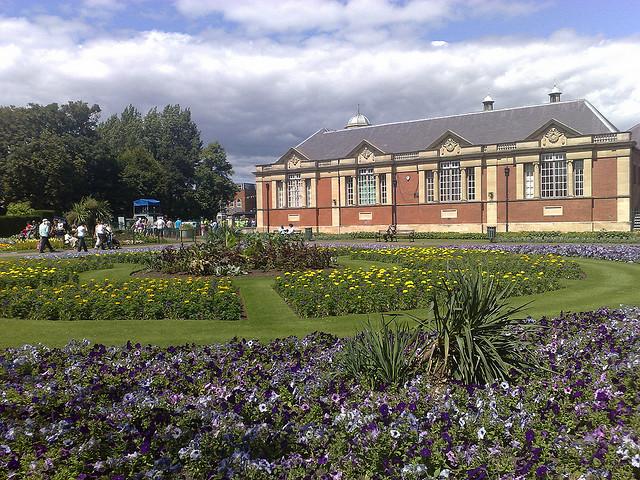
287,173,302,207
379,174,388,204
573,160,584,197
276,181,285,208
439,161,461,202
426,171,434,202
345,176,355,205
358,168,377,205
466,167,475,200
524,163,534,199
305,179,312,206
541,153,567,198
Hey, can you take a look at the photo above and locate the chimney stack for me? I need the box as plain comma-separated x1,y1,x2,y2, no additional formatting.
549,84,562,103
482,94,494,111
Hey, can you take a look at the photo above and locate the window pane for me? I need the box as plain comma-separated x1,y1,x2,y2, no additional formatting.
524,163,534,199
305,179,312,206
276,181,285,208
358,168,376,205
439,161,460,202
379,174,387,204
345,176,354,205
287,173,302,207
541,153,567,198
426,171,434,202
466,167,475,200
574,160,584,196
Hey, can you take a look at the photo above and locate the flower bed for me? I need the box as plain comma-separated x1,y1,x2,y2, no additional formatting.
449,243,640,263
148,241,335,276
0,277,241,321
352,247,583,280
275,248,580,317
276,265,560,317
0,238,65,251
0,257,117,289
1,308,638,478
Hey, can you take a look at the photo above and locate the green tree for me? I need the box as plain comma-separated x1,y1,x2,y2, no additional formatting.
118,146,169,201
0,101,119,213
193,142,237,218
1,130,87,212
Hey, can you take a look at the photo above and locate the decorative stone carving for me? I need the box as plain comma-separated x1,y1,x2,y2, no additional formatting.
440,137,461,156
357,146,374,163
287,154,301,169
541,127,567,148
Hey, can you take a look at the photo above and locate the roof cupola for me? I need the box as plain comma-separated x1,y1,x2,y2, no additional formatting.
482,94,494,111
345,104,371,129
549,84,562,103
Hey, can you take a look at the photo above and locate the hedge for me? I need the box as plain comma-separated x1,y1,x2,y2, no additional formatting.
0,211,56,237
314,230,640,243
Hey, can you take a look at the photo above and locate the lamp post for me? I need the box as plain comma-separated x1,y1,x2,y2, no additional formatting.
504,166,510,233
265,183,271,233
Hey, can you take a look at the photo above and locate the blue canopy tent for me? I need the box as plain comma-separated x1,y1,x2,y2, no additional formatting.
133,198,161,218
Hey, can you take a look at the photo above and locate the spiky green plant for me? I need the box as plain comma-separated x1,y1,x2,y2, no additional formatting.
340,316,421,389
418,266,537,384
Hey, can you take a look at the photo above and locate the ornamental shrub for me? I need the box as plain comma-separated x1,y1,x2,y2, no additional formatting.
420,266,537,384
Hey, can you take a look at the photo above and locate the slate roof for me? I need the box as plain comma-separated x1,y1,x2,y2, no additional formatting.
293,100,618,162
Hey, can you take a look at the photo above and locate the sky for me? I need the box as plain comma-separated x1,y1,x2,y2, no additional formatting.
1,0,640,181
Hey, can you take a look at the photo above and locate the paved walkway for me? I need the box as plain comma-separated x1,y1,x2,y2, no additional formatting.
0,242,186,260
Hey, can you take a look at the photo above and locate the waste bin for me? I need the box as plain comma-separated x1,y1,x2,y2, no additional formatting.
304,227,313,241
487,226,497,242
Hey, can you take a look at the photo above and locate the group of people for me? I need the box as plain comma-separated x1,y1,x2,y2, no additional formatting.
30,219,119,253
278,224,297,235
133,217,182,237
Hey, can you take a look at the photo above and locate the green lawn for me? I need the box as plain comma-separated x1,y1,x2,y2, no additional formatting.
0,257,639,348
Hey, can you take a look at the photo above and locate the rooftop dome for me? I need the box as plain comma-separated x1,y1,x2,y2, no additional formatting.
345,107,371,129
483,94,494,102
550,84,562,94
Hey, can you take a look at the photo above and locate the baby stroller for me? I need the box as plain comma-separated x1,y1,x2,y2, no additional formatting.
105,230,121,249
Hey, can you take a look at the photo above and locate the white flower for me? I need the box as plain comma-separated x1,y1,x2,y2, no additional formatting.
477,427,487,440
500,381,509,390
258,403,268,412
390,429,400,439
631,454,640,468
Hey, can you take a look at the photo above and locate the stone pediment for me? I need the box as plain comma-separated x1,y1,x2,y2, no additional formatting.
345,140,386,164
275,148,310,169
525,119,581,148
428,130,472,157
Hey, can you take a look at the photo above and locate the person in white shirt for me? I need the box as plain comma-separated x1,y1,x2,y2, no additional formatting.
76,223,88,252
286,223,295,234
278,225,286,235
155,217,166,237
95,222,106,249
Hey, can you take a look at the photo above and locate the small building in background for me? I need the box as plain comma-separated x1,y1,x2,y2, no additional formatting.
226,183,257,225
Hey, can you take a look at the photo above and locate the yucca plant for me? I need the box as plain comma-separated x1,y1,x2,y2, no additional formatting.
340,315,421,389
418,266,537,384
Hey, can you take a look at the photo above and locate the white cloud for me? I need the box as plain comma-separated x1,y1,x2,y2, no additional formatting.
174,0,543,35
0,15,640,182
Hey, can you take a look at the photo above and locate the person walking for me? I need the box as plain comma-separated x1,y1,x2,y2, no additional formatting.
77,223,88,252
95,221,107,250
38,219,55,253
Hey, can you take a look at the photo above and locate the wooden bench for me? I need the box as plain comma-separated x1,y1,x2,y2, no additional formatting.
375,229,416,242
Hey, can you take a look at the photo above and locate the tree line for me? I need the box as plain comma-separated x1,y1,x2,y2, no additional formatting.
0,101,237,217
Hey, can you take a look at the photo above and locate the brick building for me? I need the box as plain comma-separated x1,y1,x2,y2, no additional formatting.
226,183,256,222
255,89,640,233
